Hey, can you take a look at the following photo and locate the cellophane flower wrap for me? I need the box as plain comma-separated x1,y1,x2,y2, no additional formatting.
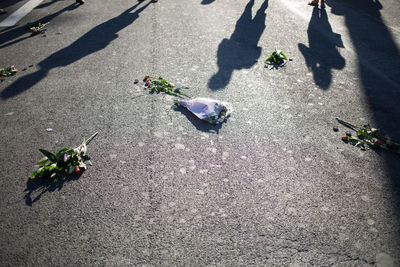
176,98,232,125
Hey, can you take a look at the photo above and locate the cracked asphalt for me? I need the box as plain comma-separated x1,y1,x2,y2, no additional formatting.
0,0,399,265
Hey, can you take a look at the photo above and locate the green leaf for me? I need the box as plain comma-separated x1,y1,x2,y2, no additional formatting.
38,156,48,165
48,163,57,172
36,167,45,177
39,149,57,162
57,148,72,158
29,171,38,178
50,172,57,179
58,148,70,153
68,165,75,174
56,166,64,173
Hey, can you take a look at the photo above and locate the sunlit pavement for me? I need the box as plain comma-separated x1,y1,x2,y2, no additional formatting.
1,0,399,265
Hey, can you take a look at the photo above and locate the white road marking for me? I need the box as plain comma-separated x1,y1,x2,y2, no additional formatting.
0,0,44,27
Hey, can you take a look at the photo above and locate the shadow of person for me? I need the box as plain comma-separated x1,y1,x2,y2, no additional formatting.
36,0,65,9
1,1,151,99
201,0,216,4
24,173,82,206
328,0,400,219
298,6,345,90
0,3,79,49
0,0,24,10
328,0,399,84
208,0,269,90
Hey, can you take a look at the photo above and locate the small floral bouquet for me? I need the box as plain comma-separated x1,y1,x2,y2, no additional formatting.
337,118,400,154
29,132,98,179
265,49,288,65
27,21,49,36
174,98,232,125
143,75,189,98
0,65,18,80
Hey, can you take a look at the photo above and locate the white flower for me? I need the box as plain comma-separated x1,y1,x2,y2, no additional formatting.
63,153,71,162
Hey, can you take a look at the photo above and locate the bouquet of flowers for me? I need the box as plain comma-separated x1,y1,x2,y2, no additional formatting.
0,65,18,80
174,98,232,125
265,49,288,65
337,118,400,154
29,132,98,179
27,21,49,36
143,75,189,98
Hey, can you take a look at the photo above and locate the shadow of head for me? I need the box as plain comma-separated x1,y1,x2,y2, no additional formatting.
172,105,223,133
201,0,216,4
24,173,82,206
297,6,345,90
208,39,262,90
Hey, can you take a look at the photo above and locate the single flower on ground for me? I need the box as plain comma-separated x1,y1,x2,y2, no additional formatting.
265,49,288,65
29,132,98,179
27,21,49,36
143,75,189,98
336,118,400,154
0,65,18,80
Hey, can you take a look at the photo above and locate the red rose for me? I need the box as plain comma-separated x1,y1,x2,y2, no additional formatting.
74,167,82,174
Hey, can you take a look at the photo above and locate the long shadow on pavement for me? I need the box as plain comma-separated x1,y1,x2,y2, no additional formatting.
208,0,268,90
1,1,151,99
0,3,79,49
35,0,65,9
298,6,345,90
0,0,24,10
328,0,400,216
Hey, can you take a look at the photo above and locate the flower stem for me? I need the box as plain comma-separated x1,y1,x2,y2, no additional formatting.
336,118,359,132
85,132,98,145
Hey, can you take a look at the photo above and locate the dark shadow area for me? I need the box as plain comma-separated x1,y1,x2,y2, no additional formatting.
0,3,79,49
24,173,82,206
36,0,65,9
265,61,287,70
172,105,223,133
1,1,150,99
298,6,345,90
208,0,268,90
0,0,24,10
0,25,16,33
201,0,216,4
327,0,400,216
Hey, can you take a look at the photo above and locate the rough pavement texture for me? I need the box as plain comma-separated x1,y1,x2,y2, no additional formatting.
0,0,399,266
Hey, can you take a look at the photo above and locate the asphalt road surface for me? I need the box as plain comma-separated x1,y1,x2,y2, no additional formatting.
1,0,400,265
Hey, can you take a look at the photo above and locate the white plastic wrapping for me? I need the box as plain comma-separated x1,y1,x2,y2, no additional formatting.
176,98,233,124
